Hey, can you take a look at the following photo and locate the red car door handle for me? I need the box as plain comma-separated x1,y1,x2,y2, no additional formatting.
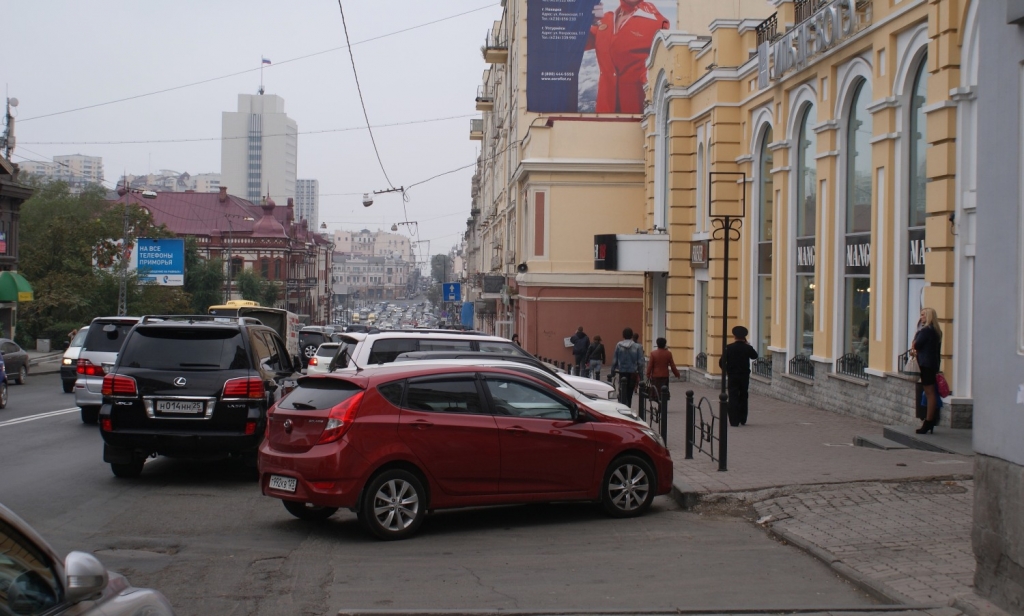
504,426,527,435
410,420,434,429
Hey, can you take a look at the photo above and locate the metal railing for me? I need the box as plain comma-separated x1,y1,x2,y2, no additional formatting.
638,381,669,445
485,29,508,51
752,353,773,380
836,352,868,380
476,85,493,102
756,13,778,46
695,352,708,372
470,118,483,133
794,0,830,23
685,391,725,470
789,354,815,380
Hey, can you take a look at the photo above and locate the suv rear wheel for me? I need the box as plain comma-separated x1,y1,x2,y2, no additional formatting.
361,469,425,540
282,500,338,521
110,459,145,479
80,406,99,424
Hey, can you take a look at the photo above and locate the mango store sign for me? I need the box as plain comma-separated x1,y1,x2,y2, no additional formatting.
758,0,864,88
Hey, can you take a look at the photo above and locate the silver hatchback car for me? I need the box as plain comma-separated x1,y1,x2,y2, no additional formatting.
74,317,140,424
0,502,175,615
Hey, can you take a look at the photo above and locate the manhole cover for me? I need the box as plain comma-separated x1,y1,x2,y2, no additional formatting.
894,482,967,495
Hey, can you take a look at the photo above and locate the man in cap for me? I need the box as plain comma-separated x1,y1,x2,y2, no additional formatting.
719,325,759,426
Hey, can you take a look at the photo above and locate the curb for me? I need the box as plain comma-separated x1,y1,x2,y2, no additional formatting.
950,593,1015,616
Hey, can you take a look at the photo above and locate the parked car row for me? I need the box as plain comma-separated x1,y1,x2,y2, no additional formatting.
57,314,672,542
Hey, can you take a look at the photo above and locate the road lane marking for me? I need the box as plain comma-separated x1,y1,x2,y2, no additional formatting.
0,407,79,429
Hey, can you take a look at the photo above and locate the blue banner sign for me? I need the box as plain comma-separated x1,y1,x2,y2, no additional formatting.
132,238,185,286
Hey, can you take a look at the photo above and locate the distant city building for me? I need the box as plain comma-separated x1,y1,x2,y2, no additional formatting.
20,154,103,194
330,228,415,307
117,170,221,193
332,229,414,262
221,93,297,204
295,179,319,231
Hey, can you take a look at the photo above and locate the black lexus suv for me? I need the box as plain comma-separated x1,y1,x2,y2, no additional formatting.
98,316,299,478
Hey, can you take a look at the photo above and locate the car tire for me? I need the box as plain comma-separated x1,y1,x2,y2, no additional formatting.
110,460,145,479
601,455,655,518
361,469,426,540
15,365,26,385
302,345,317,363
80,406,99,425
282,500,338,522
62,379,74,394
0,382,7,409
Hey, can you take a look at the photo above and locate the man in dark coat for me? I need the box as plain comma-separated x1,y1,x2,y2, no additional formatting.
720,325,759,426
570,326,590,376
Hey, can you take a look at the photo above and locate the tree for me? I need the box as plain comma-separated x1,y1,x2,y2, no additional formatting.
183,237,223,313
430,254,451,283
234,270,279,307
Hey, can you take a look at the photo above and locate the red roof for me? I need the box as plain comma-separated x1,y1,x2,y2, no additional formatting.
111,190,282,239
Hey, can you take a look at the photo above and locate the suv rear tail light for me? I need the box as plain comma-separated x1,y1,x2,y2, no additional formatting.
223,377,265,399
76,359,106,377
316,391,365,445
101,374,138,396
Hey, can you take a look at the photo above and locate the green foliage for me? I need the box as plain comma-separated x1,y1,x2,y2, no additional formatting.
425,283,441,308
233,269,280,307
183,236,223,313
430,254,450,283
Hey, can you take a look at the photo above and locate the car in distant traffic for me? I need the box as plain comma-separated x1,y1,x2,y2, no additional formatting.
98,315,300,478
0,501,176,615
305,342,340,375
0,352,8,409
0,338,29,385
259,364,672,540
75,317,141,424
61,326,89,393
298,327,329,368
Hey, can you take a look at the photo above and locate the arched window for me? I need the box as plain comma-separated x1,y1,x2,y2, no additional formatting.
843,80,873,363
794,104,817,357
905,58,929,347
756,127,774,355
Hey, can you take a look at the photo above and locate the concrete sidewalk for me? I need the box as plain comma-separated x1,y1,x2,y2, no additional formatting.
649,379,980,611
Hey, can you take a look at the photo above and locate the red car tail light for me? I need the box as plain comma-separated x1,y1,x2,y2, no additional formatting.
101,374,137,396
308,357,319,366
76,359,106,377
223,377,264,399
316,391,365,445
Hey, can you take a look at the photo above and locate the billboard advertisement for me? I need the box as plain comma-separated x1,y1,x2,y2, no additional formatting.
527,0,675,114
132,238,185,286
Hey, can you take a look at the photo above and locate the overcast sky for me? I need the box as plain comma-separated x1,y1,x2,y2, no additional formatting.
6,0,500,259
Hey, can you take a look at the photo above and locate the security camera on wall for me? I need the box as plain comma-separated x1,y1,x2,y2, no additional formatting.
362,193,373,208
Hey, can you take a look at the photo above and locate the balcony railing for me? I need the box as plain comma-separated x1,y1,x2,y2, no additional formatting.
752,353,773,380
475,85,494,111
794,0,830,23
755,13,778,46
789,354,815,380
483,29,509,64
836,352,868,380
469,118,483,141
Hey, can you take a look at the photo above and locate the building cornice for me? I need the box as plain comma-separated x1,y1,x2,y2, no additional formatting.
515,271,644,289
511,158,644,184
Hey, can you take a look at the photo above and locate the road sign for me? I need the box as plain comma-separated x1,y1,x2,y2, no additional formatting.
442,282,461,302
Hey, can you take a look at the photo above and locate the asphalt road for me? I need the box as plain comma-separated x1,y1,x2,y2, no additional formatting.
1,373,877,616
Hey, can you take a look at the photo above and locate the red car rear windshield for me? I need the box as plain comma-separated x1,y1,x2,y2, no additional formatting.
279,378,363,411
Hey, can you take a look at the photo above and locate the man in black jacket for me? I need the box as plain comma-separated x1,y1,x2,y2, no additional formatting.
570,326,590,376
720,325,759,426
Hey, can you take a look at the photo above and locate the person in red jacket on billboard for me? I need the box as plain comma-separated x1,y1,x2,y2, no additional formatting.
586,0,670,114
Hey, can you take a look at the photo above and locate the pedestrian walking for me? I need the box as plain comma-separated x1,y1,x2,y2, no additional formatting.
570,326,590,376
720,325,758,426
646,337,679,400
611,327,643,408
632,332,646,376
910,307,942,434
586,335,606,381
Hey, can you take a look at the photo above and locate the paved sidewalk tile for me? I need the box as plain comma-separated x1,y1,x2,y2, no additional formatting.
754,481,975,606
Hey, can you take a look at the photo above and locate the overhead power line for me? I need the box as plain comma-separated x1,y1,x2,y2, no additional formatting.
20,113,476,146
19,2,498,123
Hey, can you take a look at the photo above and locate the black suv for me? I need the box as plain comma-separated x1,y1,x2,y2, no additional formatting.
99,316,299,478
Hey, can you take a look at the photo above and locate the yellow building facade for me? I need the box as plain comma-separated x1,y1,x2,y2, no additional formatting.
641,0,979,426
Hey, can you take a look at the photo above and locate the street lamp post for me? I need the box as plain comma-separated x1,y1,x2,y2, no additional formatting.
708,171,747,473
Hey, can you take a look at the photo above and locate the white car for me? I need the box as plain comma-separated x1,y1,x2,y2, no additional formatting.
329,331,617,400
306,342,343,375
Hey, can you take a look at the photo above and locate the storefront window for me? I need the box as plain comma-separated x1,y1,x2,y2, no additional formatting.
757,128,774,355
698,281,708,355
844,80,872,362
795,105,817,357
906,58,928,348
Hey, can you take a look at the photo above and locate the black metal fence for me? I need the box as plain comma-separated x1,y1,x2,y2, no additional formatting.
755,13,778,46
789,354,815,380
638,382,669,445
695,352,708,372
685,391,724,468
752,353,773,380
794,0,830,23
836,352,868,380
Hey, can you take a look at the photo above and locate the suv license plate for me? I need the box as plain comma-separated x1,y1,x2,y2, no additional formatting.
156,400,204,414
269,475,297,493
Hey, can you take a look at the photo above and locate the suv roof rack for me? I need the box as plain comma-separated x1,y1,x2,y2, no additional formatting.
365,328,486,336
140,315,264,326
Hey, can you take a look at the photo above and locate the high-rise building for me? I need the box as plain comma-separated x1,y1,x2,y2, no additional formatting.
20,154,103,194
295,179,319,230
220,94,297,204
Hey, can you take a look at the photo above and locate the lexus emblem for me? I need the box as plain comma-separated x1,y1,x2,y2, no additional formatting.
173,377,187,387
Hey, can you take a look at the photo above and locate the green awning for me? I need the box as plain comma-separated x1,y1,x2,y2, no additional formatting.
0,271,33,302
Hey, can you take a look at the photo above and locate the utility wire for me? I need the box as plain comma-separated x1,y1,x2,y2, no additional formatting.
19,2,498,123
21,113,476,146
337,0,394,189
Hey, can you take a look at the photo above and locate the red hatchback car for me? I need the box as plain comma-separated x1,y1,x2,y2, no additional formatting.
259,365,673,539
